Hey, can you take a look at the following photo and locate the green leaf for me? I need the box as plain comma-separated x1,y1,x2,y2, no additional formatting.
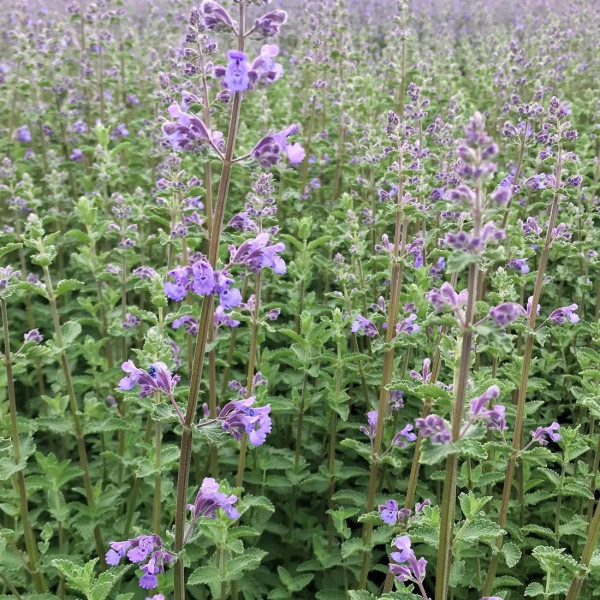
0,242,23,259
187,564,222,586
524,582,545,597
503,541,522,568
458,518,505,544
226,548,267,580
446,251,478,273
348,593,377,600
60,321,82,348
55,279,84,297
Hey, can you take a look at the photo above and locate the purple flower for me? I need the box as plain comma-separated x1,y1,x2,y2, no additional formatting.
253,10,287,36
470,385,500,417
249,44,284,84
489,303,526,327
389,390,404,410
379,500,399,524
228,232,286,274
13,125,31,143
531,422,562,446
23,329,43,344
164,267,189,301
188,477,240,520
172,315,199,336
507,258,529,274
409,358,431,383
70,148,84,162
415,499,431,513
200,1,235,31
549,304,579,325
252,124,303,167
218,397,272,446
392,424,417,447
527,296,541,319
396,313,419,335
214,305,241,328
118,361,180,398
110,123,129,140
224,50,250,93
162,103,212,152
123,313,140,329
360,410,378,439
415,414,451,444
351,314,378,338
389,535,427,584
191,260,215,295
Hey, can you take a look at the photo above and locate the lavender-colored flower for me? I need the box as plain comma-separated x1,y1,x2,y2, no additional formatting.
70,148,84,162
162,104,212,152
379,499,399,525
133,266,158,279
389,390,404,410
224,50,250,93
415,414,451,444
249,44,284,84
351,314,378,338
218,397,272,446
191,260,215,295
415,499,431,513
164,266,190,301
409,358,431,383
392,424,417,447
530,422,562,446
200,1,235,31
118,361,180,398
507,258,529,273
396,313,419,335
549,304,579,325
172,315,199,336
214,305,241,328
360,410,378,439
389,535,427,584
253,10,287,36
267,308,281,321
252,124,304,167
470,385,500,417
13,125,31,143
110,123,129,140
123,313,140,329
489,303,526,327
188,477,240,520
23,329,43,344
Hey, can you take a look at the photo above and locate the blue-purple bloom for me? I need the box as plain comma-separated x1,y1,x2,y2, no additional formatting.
200,1,235,31
489,302,526,327
531,422,562,446
224,50,250,93
13,125,31,143
218,397,272,446
351,314,378,338
389,535,427,584
549,304,579,325
392,424,417,447
118,361,180,398
253,10,287,36
415,414,451,444
23,329,43,344
188,477,240,520
252,124,304,167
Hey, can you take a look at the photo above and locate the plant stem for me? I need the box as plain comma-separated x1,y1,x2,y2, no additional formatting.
1,299,47,593
358,143,409,589
172,6,246,598
42,265,106,565
481,135,564,597
153,419,161,535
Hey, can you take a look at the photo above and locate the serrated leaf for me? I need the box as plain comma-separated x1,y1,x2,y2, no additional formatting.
503,541,522,568
55,279,83,297
524,582,545,597
0,242,23,258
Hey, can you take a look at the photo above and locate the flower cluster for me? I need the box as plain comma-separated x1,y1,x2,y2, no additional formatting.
105,535,173,591
389,535,428,586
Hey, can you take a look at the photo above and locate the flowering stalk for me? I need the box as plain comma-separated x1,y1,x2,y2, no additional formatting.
154,418,161,535
358,140,409,589
235,271,261,489
481,107,567,597
1,298,47,594
436,211,481,600
172,5,246,598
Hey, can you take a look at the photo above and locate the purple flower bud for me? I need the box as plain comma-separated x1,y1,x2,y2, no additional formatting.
200,1,235,31
549,303,579,325
23,329,43,344
254,10,287,36
489,303,526,327
415,414,451,444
